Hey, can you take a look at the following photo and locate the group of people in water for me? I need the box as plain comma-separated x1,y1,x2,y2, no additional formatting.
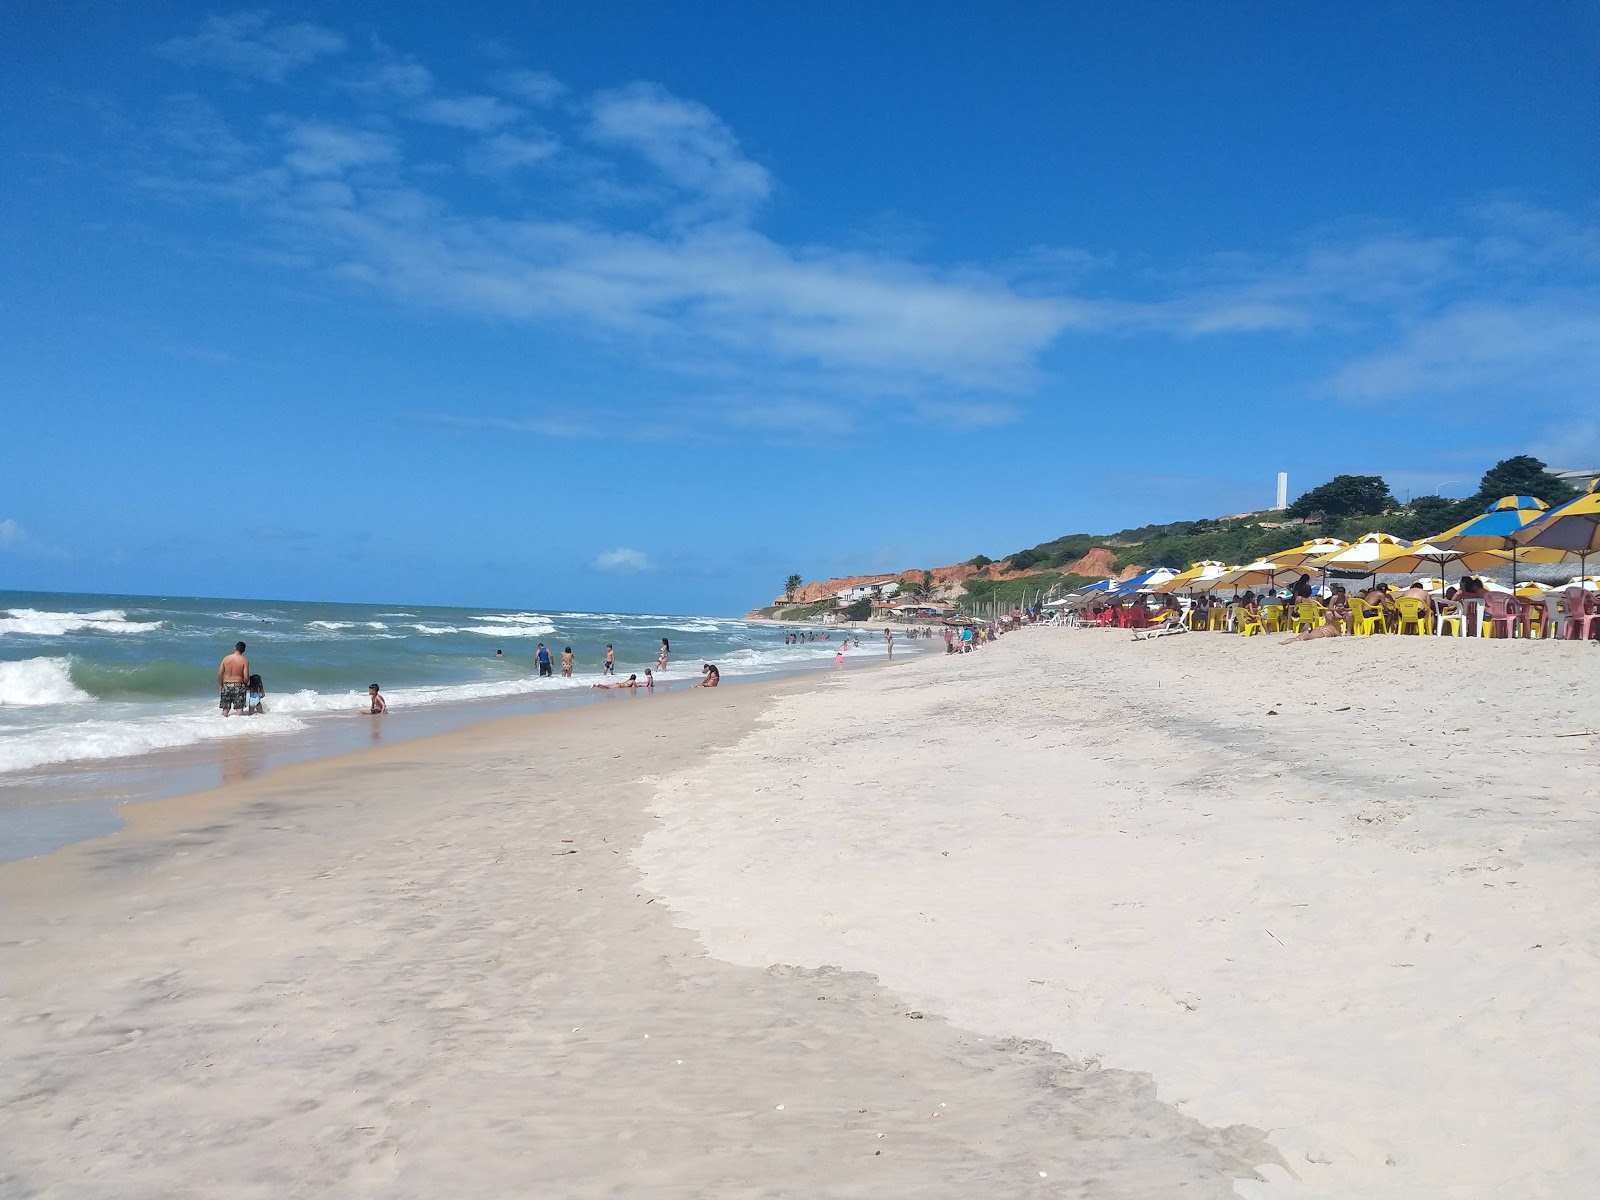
217,641,385,717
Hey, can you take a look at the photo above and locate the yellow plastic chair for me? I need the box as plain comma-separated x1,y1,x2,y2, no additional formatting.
1207,607,1228,631
1259,604,1285,633
1436,602,1464,637
1235,607,1265,637
1348,597,1387,636
1289,601,1324,633
1394,597,1431,636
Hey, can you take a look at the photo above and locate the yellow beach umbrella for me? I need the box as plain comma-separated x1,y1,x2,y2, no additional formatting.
1269,537,1349,568
1374,542,1515,578
1151,560,1230,594
1209,557,1308,591
1307,532,1412,574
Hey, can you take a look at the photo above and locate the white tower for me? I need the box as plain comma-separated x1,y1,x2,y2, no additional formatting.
1274,472,1288,510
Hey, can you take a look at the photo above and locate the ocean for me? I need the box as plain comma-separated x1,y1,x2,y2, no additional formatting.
0,590,896,857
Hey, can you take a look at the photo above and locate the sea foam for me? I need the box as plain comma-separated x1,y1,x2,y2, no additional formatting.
0,657,93,706
0,608,164,637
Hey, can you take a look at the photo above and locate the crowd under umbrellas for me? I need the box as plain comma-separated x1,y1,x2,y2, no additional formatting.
1049,485,1600,639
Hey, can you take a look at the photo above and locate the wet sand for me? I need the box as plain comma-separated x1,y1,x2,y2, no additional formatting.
0,672,1271,1199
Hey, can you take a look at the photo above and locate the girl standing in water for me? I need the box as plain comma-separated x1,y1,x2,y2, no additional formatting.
656,638,670,669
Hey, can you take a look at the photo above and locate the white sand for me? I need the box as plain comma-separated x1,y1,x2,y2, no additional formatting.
638,630,1600,1198
1,679,1274,1198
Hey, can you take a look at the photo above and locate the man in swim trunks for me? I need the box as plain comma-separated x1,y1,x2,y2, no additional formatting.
218,641,250,717
536,643,553,677
603,644,615,675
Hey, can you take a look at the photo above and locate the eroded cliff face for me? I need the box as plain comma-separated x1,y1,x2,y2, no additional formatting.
762,549,1133,612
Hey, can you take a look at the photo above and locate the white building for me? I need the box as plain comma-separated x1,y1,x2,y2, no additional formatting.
835,579,901,603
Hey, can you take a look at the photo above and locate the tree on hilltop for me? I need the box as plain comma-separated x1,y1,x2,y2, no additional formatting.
784,573,803,603
1473,455,1577,506
1286,475,1394,521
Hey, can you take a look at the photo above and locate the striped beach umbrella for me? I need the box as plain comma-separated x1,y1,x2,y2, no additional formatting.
1307,532,1413,579
1269,537,1349,568
1433,495,1564,584
1374,541,1517,580
1511,479,1600,577
1209,557,1309,591
1151,560,1231,594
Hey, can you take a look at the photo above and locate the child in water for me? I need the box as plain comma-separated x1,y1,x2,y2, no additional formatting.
247,674,266,715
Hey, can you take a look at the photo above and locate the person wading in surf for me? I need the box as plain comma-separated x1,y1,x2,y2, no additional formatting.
218,641,250,717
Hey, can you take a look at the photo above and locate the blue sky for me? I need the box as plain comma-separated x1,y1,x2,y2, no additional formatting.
3,4,1597,613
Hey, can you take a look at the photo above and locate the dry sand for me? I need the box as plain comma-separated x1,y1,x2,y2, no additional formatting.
639,629,1600,1198
1,675,1273,1199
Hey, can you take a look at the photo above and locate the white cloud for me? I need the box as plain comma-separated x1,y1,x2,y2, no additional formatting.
283,122,399,176
494,69,566,105
593,547,652,573
587,82,772,219
1324,300,1600,403
0,518,23,548
413,95,522,132
466,133,560,174
156,11,345,82
343,57,435,100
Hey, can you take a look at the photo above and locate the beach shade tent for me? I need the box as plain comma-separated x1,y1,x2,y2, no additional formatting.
1077,577,1127,594
1151,561,1231,594
1511,479,1600,577
1306,532,1413,581
1431,495,1564,585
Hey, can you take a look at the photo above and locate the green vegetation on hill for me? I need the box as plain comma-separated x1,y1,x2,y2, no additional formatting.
997,455,1579,579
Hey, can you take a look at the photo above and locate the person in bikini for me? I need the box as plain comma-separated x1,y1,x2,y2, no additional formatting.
561,647,574,677
696,663,721,687
592,674,641,691
218,641,250,717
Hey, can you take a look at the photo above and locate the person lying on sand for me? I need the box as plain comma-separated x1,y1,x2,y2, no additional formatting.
592,674,641,691
1281,613,1343,644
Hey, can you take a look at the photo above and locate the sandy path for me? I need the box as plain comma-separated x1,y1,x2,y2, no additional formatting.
1,679,1270,1198
639,630,1600,1199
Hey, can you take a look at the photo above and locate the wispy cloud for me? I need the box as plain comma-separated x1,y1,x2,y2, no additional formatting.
138,17,1600,442
587,82,772,221
593,547,652,573
493,69,566,105
413,95,522,132
155,11,345,83
0,518,24,548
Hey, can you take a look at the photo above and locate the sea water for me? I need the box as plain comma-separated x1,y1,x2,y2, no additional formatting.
0,590,902,856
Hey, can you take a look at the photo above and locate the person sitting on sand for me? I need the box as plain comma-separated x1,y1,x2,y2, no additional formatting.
361,683,386,715
1282,611,1343,644
246,673,266,715
592,674,640,691
643,668,654,690
696,663,721,687
1325,585,1352,633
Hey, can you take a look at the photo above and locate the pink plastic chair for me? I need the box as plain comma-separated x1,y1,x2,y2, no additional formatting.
1557,587,1600,641
1482,595,1520,639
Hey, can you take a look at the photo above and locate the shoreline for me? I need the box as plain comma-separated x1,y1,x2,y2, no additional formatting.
0,648,1271,1198
0,641,920,863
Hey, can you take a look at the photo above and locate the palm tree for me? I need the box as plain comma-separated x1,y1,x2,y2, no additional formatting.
784,573,803,603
